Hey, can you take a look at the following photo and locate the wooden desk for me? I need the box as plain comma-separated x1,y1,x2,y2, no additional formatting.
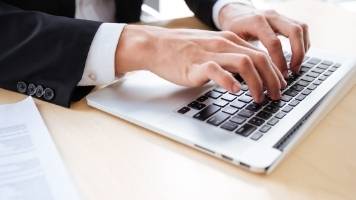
1,1,355,199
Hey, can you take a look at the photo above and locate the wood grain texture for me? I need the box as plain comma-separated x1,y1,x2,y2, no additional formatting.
1,1,355,199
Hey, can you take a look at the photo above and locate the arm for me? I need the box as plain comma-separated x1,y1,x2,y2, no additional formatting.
0,1,101,107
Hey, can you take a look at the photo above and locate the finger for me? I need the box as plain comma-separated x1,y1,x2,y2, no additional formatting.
217,31,260,51
209,53,265,102
266,16,306,74
241,52,282,100
240,15,289,78
272,62,287,89
199,38,286,96
291,20,311,52
188,61,241,93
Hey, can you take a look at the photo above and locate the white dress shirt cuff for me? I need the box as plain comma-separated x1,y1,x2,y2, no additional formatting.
78,23,127,86
213,0,253,30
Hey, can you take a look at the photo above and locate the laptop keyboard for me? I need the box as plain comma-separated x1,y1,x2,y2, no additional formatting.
177,52,341,141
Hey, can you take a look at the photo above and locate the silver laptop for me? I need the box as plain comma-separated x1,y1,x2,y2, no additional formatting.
86,47,356,174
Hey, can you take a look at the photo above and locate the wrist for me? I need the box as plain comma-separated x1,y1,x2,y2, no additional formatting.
115,25,156,75
219,3,256,31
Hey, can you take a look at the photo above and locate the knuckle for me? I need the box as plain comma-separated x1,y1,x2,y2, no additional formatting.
300,22,309,31
264,9,278,17
267,37,282,49
211,37,228,48
204,61,219,74
291,25,303,36
220,31,237,40
255,52,269,64
254,14,266,23
238,56,253,74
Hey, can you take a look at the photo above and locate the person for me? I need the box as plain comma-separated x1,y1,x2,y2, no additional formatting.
0,0,310,107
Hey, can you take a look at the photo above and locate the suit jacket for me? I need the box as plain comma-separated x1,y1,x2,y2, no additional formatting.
0,0,217,107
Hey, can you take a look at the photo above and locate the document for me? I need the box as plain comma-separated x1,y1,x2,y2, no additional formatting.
0,97,81,200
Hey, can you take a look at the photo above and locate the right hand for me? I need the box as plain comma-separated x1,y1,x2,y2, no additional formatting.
115,25,287,103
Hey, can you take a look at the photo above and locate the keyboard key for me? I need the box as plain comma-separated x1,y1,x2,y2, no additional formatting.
213,87,227,94
246,103,262,112
196,95,208,102
264,104,280,113
207,112,230,126
213,99,229,107
312,68,325,74
206,91,222,99
329,66,338,72
222,106,239,115
271,100,286,107
188,101,206,110
230,115,246,124
275,112,286,119
301,76,315,82
303,56,310,62
289,99,300,107
256,111,272,120
307,57,321,65
250,132,263,141
230,90,244,96
287,75,299,85
230,101,246,109
220,121,239,131
313,80,322,85
306,72,320,78
267,118,279,126
296,94,307,101
317,64,329,70
297,80,310,87
302,89,312,95
281,94,293,102
239,95,253,103
318,75,328,81
284,89,299,97
321,60,333,66
240,84,248,91
177,107,190,114
302,63,314,69
221,93,237,102
245,91,252,97
307,84,317,90
334,63,341,68
249,117,265,126
236,124,256,137
282,105,293,113
193,105,220,121
238,109,255,118
324,71,333,76
290,84,304,92
259,125,271,133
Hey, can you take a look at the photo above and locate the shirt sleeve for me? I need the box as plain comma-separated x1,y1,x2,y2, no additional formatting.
78,23,127,86
213,0,254,30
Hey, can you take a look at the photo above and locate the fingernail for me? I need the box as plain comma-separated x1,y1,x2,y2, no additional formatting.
283,71,289,79
282,79,287,88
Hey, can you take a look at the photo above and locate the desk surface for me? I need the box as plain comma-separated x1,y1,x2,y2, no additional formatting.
1,1,356,200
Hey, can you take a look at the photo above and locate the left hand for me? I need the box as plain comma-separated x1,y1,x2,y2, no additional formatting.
219,3,311,78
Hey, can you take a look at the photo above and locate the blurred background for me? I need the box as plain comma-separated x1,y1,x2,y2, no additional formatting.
142,0,356,21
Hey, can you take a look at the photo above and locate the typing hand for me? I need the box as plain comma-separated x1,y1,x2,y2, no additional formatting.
115,25,287,103
218,3,311,77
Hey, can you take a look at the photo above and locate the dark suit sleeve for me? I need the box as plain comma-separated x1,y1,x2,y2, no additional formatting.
184,0,218,28
0,1,102,107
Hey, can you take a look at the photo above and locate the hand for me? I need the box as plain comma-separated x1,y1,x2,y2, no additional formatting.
115,25,287,102
219,3,310,77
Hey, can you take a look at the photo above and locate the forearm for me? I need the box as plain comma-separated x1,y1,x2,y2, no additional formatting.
0,2,101,107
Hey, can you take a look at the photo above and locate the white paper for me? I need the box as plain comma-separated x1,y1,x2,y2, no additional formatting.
0,97,81,200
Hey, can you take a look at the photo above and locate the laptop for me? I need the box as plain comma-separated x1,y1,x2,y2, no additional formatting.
86,45,356,174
